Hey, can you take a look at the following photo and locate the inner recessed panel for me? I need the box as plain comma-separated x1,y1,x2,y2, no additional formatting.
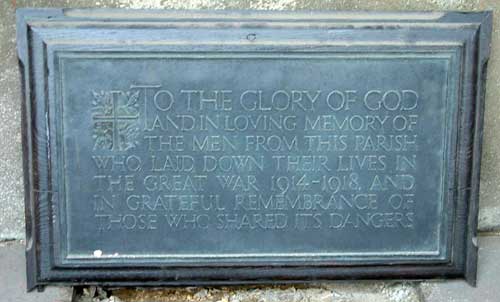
57,53,451,262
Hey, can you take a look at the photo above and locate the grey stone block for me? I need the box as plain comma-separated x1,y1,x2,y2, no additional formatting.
421,235,500,302
0,241,72,302
99,282,423,302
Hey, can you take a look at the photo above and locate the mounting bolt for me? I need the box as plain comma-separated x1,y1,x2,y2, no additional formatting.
246,33,257,41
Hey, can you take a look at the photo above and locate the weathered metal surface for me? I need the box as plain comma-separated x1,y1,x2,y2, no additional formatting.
16,9,491,290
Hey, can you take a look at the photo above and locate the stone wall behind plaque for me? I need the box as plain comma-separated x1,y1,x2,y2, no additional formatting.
1,1,499,301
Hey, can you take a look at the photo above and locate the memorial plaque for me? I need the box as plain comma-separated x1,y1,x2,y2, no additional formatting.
17,9,491,290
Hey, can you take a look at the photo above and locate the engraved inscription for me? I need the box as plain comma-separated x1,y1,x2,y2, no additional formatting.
91,86,420,231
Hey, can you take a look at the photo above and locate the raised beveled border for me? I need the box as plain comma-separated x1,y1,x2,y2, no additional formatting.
16,9,492,291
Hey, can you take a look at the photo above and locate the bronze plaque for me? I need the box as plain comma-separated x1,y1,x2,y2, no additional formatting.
17,9,491,290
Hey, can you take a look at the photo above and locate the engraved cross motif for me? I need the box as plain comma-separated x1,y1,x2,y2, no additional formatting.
92,90,140,151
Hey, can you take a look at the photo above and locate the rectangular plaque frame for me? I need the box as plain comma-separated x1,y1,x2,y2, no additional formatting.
17,9,491,290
